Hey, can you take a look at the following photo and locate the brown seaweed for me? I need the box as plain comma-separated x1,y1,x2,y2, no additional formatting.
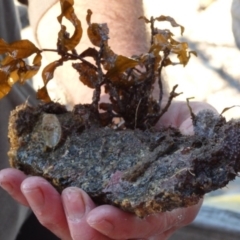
0,0,195,131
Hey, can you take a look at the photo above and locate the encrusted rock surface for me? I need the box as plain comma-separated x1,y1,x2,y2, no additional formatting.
8,102,240,217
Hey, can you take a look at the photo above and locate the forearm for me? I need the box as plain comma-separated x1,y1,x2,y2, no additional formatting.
29,0,149,105
75,0,149,55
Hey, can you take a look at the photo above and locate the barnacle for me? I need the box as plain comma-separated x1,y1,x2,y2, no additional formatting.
42,114,62,149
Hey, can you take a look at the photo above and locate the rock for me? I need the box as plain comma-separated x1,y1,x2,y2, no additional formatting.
8,102,240,217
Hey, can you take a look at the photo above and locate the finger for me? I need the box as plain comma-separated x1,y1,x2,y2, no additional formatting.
62,187,113,240
87,200,202,239
156,200,203,240
178,102,218,135
0,168,29,206
21,176,71,240
156,101,217,130
179,117,194,135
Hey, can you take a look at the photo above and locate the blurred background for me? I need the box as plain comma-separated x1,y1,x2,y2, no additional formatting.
144,0,240,121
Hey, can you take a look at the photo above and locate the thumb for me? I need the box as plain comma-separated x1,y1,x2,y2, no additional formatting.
179,117,194,135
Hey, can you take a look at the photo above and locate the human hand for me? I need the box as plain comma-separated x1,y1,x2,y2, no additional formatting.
0,101,216,240
0,170,202,240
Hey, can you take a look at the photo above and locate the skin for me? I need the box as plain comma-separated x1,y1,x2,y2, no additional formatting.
0,0,218,239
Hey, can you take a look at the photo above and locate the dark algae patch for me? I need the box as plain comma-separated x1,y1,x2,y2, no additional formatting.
1,0,240,217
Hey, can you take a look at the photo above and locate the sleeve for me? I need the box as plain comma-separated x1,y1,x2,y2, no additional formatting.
0,83,37,240
0,2,38,239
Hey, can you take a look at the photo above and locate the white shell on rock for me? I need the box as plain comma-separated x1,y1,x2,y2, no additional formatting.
42,114,62,149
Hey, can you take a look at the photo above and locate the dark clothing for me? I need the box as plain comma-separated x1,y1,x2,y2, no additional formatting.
0,2,31,239
0,0,21,42
0,1,57,239
0,84,37,240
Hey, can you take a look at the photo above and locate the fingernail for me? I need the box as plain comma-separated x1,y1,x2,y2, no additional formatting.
87,217,114,235
63,188,86,223
22,184,44,215
0,172,14,193
0,181,14,194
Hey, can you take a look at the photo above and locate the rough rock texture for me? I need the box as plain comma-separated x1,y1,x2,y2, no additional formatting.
8,102,240,217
